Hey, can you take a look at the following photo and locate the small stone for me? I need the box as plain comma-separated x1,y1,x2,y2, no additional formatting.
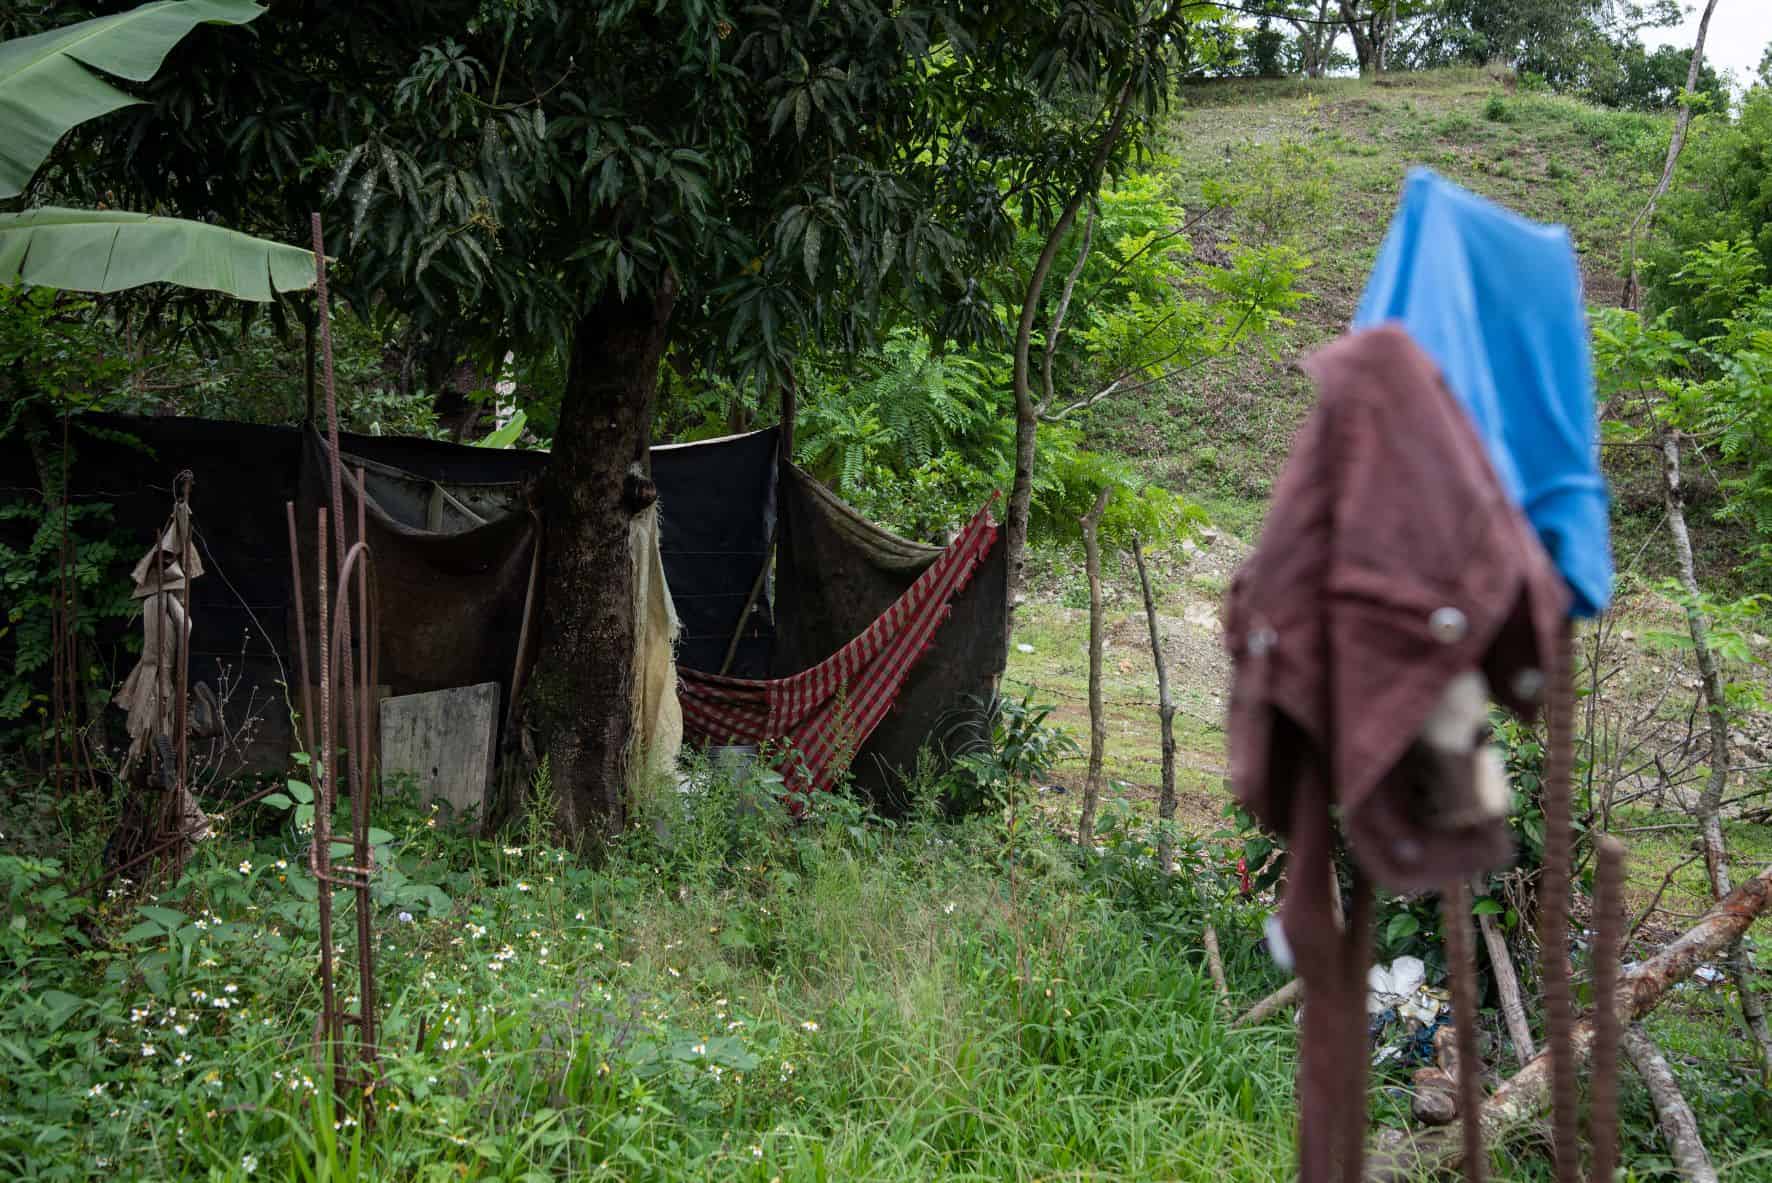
1410,1070,1459,1125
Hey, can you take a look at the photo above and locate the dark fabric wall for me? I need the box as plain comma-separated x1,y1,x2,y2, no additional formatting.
651,431,778,677
3,416,1000,807
0,416,307,779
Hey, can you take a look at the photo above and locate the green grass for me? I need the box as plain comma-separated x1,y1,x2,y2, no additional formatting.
6,735,1771,1181
1086,70,1673,541
0,770,1303,1182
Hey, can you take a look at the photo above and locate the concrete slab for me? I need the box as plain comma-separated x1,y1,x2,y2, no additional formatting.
379,683,499,821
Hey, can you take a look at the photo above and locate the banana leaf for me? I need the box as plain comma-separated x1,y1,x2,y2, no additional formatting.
0,207,314,301
0,0,265,198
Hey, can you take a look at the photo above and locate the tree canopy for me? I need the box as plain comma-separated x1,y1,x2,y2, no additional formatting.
13,0,1199,834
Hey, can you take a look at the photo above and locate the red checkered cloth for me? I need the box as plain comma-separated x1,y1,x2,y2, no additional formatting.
677,498,999,793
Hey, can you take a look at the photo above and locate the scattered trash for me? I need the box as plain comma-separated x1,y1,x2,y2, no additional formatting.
1041,784,1067,795
1368,956,1427,1006
1694,964,1726,984
1016,642,1035,654
1366,956,1452,1066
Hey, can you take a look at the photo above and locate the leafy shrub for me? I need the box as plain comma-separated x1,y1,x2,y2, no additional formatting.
940,693,1081,815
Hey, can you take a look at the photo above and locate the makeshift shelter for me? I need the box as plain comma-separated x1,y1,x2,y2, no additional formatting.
2,415,1004,810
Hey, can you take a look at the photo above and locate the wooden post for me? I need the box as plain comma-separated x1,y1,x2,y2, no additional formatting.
1077,486,1113,847
1477,911,1535,1066
1132,535,1177,874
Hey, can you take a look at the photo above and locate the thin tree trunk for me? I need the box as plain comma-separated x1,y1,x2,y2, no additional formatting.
1365,861,1772,1181
1338,0,1377,75
1622,0,1720,310
1661,430,1772,1079
1289,0,1334,78
531,278,676,841
1004,75,1137,649
1478,911,1535,1066
1132,536,1177,874
1375,0,1396,72
1621,1024,1719,1183
1077,485,1113,847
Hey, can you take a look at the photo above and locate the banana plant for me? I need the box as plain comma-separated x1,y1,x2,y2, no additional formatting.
0,0,314,300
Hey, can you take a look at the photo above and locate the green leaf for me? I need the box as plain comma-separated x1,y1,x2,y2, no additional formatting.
474,409,527,448
261,792,293,810
37,989,85,1032
1385,912,1420,943
136,905,186,930
0,207,314,301
287,779,315,804
0,0,268,198
1471,897,1504,916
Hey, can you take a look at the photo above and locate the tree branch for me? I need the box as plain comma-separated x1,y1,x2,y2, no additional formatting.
1037,202,1098,417
1621,0,1720,310
1621,1024,1719,1183
1365,861,1772,1181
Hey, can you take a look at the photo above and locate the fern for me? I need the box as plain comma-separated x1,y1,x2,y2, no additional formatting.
795,329,999,499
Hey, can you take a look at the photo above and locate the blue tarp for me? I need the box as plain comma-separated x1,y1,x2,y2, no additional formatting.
1355,168,1612,618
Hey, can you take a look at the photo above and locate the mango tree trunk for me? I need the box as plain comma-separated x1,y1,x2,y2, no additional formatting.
532,279,676,840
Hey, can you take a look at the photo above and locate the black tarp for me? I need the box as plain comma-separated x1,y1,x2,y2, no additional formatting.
652,431,777,677
3,415,998,806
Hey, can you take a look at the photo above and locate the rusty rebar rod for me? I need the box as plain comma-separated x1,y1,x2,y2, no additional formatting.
305,213,381,1114
1443,880,1486,1183
1540,624,1579,1183
1591,836,1628,1182
313,508,340,1092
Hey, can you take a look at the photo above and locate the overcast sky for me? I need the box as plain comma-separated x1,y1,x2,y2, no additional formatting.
1641,1,1771,89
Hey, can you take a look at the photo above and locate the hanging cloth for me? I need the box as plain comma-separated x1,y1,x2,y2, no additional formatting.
1354,168,1612,617
677,497,999,793
113,500,212,841
1225,327,1568,1182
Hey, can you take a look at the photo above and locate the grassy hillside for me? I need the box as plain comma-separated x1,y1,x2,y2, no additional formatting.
998,78,1772,1178
1107,70,1668,527
1008,68,1772,907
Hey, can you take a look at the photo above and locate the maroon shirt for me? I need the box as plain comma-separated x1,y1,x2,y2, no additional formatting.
1225,326,1567,1181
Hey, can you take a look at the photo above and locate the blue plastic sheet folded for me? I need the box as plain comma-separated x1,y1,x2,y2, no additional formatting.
1356,168,1612,618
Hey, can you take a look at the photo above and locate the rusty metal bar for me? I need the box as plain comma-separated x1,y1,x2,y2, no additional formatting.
1539,623,1579,1183
305,213,381,1116
1443,880,1486,1183
286,503,316,758
313,507,340,1092
173,473,194,885
352,466,379,1074
1591,836,1627,1182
